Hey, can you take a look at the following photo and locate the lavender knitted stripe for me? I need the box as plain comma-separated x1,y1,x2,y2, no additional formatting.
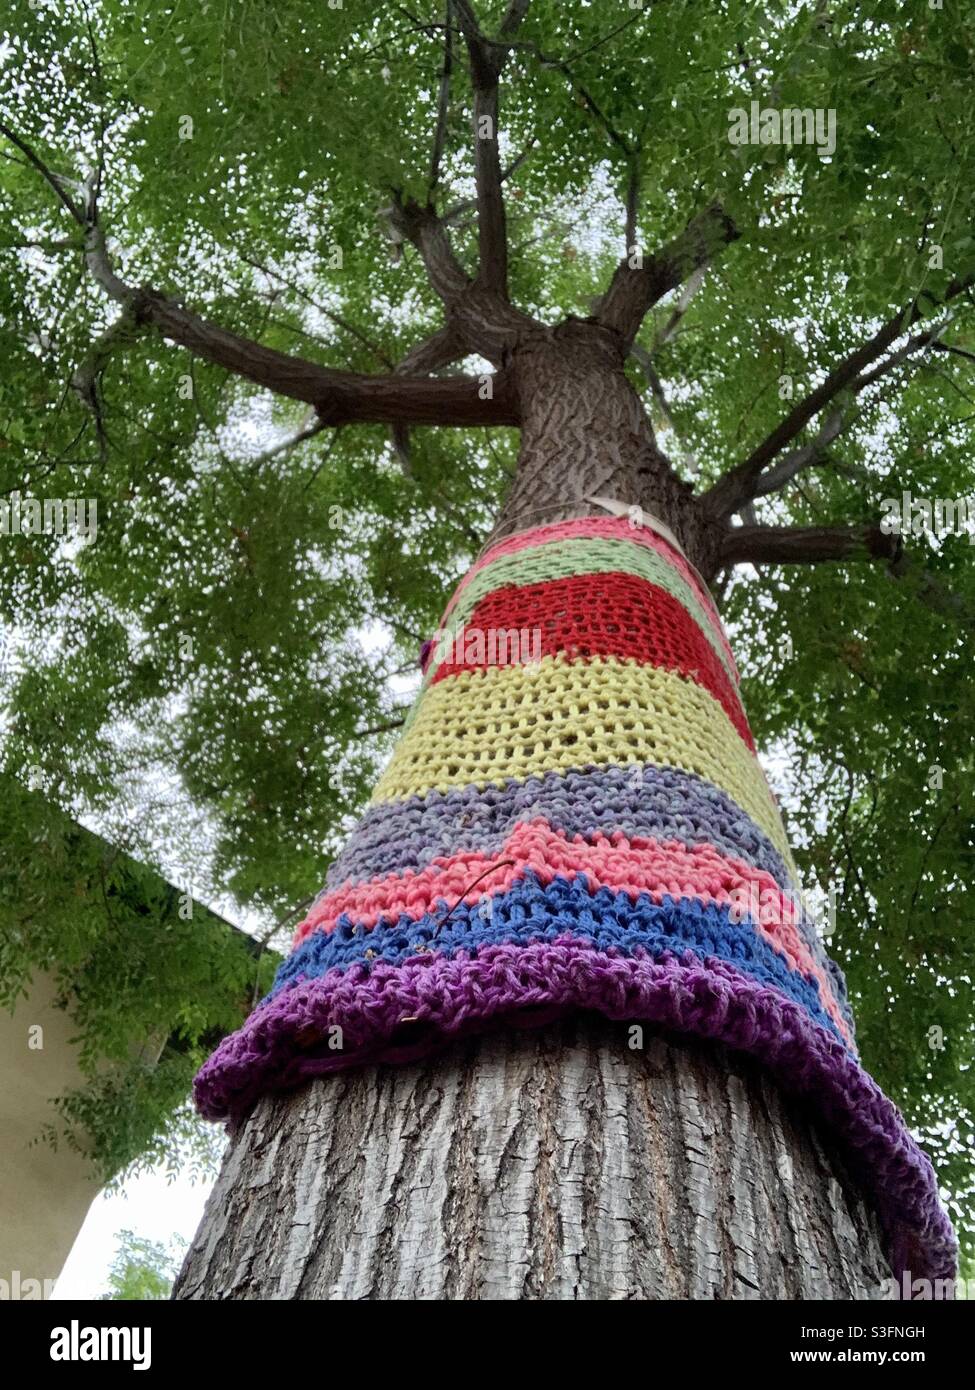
192,936,955,1284
325,763,793,892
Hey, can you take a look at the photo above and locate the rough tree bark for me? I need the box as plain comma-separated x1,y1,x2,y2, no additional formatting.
177,1016,892,1300
175,324,893,1301
175,1019,890,1300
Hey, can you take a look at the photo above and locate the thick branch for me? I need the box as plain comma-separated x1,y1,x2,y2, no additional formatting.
451,0,531,296
388,196,471,305
705,277,974,518
467,69,507,292
133,285,517,423
722,523,975,633
2,121,517,429
392,197,536,363
390,6,540,360
624,156,640,253
103,256,514,425
595,203,739,350
720,524,899,569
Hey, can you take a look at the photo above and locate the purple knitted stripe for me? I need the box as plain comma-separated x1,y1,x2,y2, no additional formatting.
193,937,953,1284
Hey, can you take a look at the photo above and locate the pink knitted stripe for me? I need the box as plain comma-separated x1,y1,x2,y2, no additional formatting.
443,516,738,679
294,820,847,1039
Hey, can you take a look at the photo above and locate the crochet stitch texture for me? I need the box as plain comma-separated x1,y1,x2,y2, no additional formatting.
195,515,955,1283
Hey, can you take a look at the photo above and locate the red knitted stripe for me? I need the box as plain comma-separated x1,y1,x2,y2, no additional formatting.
430,571,756,751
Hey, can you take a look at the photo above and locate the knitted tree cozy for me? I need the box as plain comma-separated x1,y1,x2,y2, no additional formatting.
195,515,955,1284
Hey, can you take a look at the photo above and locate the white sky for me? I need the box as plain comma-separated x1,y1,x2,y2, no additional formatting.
54,1160,220,1299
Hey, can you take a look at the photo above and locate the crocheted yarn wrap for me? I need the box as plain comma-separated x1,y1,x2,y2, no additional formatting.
195,515,955,1283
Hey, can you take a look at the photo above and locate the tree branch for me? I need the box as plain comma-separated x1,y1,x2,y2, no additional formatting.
650,263,709,353
501,23,644,256
442,140,535,224
888,545,975,631
428,9,454,195
594,202,739,350
721,523,975,632
2,122,517,429
624,157,640,254
704,277,975,518
739,318,958,502
720,523,899,569
395,323,462,376
630,342,698,478
248,414,329,473
133,285,516,424
384,7,540,361
451,0,531,296
70,302,144,460
391,195,536,363
390,324,465,470
750,408,847,499
0,120,85,222
754,342,949,506
354,716,407,739
236,250,396,370
506,32,634,159
387,195,471,306
931,340,975,367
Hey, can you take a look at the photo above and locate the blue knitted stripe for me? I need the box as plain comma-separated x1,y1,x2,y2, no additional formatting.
272,873,842,1043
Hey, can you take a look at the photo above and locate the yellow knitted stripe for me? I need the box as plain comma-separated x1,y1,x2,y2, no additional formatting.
370,656,792,864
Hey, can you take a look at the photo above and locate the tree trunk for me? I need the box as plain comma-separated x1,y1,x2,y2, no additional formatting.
175,1018,890,1300
177,324,916,1299
493,321,722,575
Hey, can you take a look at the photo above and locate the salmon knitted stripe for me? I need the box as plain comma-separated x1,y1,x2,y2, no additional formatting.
194,515,955,1285
290,820,850,1041
279,878,846,1043
323,765,793,893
